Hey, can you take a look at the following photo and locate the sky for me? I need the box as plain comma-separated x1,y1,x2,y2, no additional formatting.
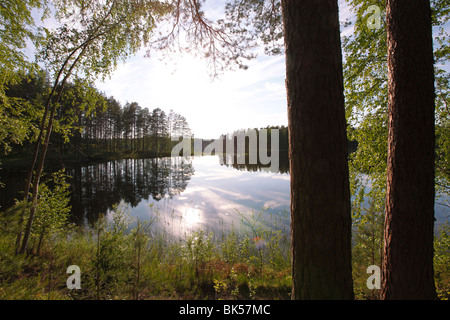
96,50,289,140
94,1,355,140
30,1,449,140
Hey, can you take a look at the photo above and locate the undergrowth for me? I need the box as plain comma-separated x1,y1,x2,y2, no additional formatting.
1,198,448,300
0,202,292,300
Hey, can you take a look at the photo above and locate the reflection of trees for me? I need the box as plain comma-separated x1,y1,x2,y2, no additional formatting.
220,150,290,174
68,157,194,225
168,157,195,198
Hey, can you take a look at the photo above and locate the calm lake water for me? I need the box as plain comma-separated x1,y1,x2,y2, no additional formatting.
1,154,448,237
96,155,292,237
0,155,291,238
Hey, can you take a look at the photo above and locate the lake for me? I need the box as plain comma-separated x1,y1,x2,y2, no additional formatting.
94,155,292,237
0,155,291,238
1,153,448,238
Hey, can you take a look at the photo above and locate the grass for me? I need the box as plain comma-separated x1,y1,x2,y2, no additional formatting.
0,203,449,300
0,205,292,300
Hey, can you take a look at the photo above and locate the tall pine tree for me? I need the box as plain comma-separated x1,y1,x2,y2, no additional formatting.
281,0,354,299
382,0,437,299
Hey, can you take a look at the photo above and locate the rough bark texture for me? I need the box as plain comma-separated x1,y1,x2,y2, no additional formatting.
382,0,436,300
281,0,353,299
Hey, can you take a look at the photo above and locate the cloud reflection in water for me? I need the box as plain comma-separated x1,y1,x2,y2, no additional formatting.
132,156,290,238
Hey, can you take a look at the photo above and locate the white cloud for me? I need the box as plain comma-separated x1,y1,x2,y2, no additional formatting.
96,48,287,139
95,1,358,139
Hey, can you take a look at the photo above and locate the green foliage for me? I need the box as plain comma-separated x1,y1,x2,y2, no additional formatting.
1,0,449,300
31,170,72,253
0,69,50,154
183,230,215,278
236,209,290,271
434,1,450,197
1,203,447,300
0,70,110,160
0,0,45,93
56,78,107,143
351,200,384,299
344,0,450,299
432,0,450,64
2,70,192,160
130,218,156,299
12,1,174,256
0,0,47,153
2,169,72,254
0,0,175,158
343,0,450,237
0,96,37,154
42,0,171,82
91,202,134,299
343,0,388,220
435,222,450,299
220,230,241,265
435,69,450,197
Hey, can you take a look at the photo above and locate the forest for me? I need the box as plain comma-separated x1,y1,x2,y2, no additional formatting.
0,0,450,302
2,70,192,162
2,70,290,165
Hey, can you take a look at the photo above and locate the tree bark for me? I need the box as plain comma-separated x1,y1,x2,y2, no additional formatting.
281,0,354,299
382,0,436,300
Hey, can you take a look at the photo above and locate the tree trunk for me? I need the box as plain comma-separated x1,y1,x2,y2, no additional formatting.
281,0,354,299
382,0,436,300
19,101,57,254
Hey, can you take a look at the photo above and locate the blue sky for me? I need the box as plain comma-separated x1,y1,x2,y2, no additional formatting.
26,1,355,140
30,1,448,140
88,1,446,139
96,49,289,140
94,1,354,140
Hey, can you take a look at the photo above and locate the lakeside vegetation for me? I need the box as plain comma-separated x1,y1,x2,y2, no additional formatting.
0,46,449,303
1,0,449,300
0,184,449,300
0,200,293,300
2,70,192,164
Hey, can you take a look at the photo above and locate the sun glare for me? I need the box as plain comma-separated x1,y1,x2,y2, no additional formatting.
97,49,287,140
150,55,230,138
182,206,202,226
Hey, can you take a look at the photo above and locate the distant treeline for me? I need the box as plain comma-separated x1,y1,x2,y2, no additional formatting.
4,71,192,162
188,126,289,156
194,126,357,157
4,71,356,165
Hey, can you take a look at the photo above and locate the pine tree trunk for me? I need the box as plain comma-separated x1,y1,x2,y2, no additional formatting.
281,0,354,299
382,0,436,300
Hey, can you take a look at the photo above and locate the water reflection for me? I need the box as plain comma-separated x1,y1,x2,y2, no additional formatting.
0,155,290,237
2,152,447,238
122,156,291,238
68,157,195,225
219,150,290,174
